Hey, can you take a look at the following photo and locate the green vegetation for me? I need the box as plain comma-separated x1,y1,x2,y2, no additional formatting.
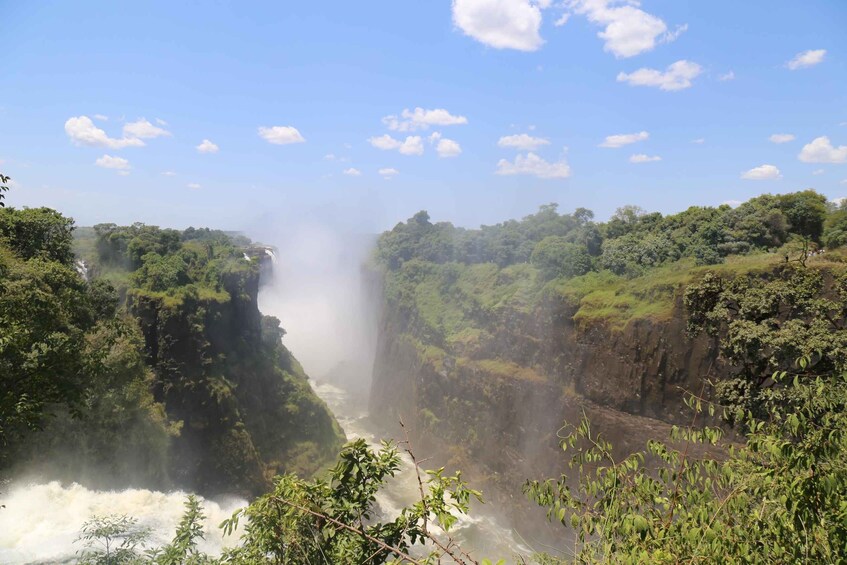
0,199,343,493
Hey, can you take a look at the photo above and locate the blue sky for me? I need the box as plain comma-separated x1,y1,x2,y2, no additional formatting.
1,1,846,233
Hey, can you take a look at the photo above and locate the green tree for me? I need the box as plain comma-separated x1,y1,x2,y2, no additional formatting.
531,237,592,280
0,172,9,207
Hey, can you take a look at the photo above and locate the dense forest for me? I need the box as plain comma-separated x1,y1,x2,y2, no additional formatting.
3,179,847,563
0,200,344,495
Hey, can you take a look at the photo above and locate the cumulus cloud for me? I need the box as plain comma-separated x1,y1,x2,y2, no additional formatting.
155,118,168,126
324,153,336,161
718,71,735,81
496,151,571,178
691,138,705,144
161,171,177,176
798,136,847,164
123,118,170,139
498,133,550,150
65,116,145,148
599,131,648,148
451,0,544,51
196,139,219,153
741,164,782,180
95,154,130,170
569,0,684,58
812,169,825,175
554,13,570,26
343,167,362,176
617,60,702,91
379,167,399,179
93,114,108,121
258,125,306,145
187,182,201,189
769,133,795,144
786,49,826,70
629,153,661,163
436,138,462,157
368,134,424,156
383,107,468,132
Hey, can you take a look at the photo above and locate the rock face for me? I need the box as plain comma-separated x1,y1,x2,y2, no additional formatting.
130,255,344,497
369,278,727,503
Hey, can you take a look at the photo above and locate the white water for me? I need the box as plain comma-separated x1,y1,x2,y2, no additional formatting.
0,482,246,564
310,380,535,564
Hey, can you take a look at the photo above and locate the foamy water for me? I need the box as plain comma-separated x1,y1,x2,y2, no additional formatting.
0,482,246,564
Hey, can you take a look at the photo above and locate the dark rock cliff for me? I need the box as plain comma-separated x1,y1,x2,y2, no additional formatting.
369,277,727,517
130,255,344,497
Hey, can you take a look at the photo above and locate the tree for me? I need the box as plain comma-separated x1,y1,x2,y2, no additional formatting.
0,172,9,207
531,237,592,280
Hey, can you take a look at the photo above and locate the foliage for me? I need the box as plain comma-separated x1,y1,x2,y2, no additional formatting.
525,365,847,564
685,264,847,419
0,172,9,207
0,205,75,264
531,237,592,280
76,514,151,565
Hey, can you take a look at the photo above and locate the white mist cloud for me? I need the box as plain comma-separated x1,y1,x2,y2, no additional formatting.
123,118,170,139
617,60,702,91
798,136,847,164
451,0,544,52
600,131,648,148
769,133,795,144
569,0,684,58
718,71,735,81
379,167,399,179
786,49,826,70
382,107,468,132
258,125,306,145
65,116,145,149
498,133,550,150
187,182,201,189
343,167,362,176
436,138,462,157
196,139,219,153
741,164,782,180
629,154,661,163
368,134,424,156
496,151,570,178
95,154,130,170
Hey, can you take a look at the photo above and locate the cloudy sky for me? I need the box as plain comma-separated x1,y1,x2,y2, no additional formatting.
1,1,846,232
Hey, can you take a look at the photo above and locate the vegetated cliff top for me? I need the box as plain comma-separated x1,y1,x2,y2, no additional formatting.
373,190,847,337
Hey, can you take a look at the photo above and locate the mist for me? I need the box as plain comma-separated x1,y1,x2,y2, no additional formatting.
251,218,380,394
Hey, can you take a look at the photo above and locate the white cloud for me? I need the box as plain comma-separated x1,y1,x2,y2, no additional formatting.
496,151,571,178
599,131,648,148
196,139,219,153
629,154,661,163
187,183,201,189
117,171,130,176
155,118,168,126
93,114,108,121
65,116,145,149
368,134,424,156
451,0,544,52
718,71,735,81
161,171,177,176
498,133,550,150
383,107,468,132
691,138,705,144
741,164,782,180
95,154,130,170
343,167,362,176
569,0,684,58
798,136,847,164
436,138,462,157
617,60,702,91
258,125,305,145
324,153,336,161
769,133,795,144
554,13,570,26
123,118,171,139
379,168,399,179
842,180,847,186
812,169,825,175
786,49,826,70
